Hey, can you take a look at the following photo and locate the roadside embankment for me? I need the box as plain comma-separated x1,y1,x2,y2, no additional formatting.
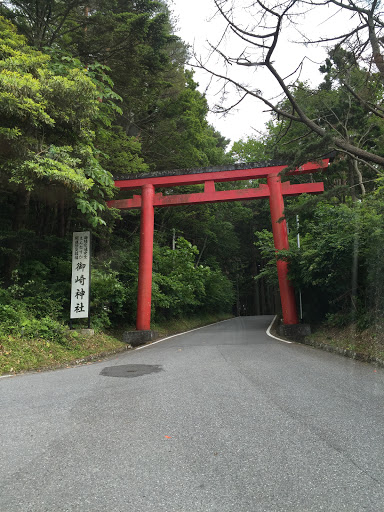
0,313,233,376
271,316,384,367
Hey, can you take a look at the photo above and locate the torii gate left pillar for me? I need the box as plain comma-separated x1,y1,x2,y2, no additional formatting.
136,183,155,330
108,160,328,333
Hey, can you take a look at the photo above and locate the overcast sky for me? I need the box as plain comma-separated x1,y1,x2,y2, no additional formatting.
169,0,337,145
170,0,255,144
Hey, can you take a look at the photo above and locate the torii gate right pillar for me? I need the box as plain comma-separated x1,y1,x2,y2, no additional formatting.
267,173,299,325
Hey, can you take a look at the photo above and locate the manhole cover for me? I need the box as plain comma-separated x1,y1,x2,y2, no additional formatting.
100,364,163,378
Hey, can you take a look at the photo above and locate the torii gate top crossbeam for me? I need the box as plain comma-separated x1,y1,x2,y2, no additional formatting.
109,160,329,210
112,160,328,190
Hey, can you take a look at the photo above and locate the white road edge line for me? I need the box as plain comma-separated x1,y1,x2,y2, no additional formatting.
135,318,232,350
266,315,293,344
0,374,14,379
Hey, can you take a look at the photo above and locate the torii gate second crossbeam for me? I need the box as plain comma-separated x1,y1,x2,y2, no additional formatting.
108,159,329,331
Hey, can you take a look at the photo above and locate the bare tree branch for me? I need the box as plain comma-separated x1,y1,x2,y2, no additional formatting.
196,0,384,167
341,79,384,118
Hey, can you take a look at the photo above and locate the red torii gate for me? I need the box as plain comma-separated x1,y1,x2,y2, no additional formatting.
108,159,329,332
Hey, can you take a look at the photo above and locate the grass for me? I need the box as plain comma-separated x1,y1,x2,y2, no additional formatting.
0,330,127,375
306,323,384,364
0,312,233,376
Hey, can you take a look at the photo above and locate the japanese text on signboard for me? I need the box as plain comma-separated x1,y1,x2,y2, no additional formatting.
70,231,90,319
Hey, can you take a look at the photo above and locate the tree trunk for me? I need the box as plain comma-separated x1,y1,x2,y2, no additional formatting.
4,188,31,286
353,159,366,197
347,157,357,202
59,199,66,237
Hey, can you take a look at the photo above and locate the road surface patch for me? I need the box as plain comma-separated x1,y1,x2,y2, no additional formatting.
100,364,163,378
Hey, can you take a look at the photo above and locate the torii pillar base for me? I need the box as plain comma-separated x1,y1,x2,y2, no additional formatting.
279,323,311,338
123,330,159,347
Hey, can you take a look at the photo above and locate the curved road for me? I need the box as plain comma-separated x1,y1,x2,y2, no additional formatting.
1,316,383,511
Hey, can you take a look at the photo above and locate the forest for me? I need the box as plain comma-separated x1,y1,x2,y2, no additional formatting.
1,0,384,372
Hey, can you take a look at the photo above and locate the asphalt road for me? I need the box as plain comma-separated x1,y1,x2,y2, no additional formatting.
1,316,384,512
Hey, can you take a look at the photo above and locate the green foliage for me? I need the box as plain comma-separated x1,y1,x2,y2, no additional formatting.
151,237,234,319
229,134,272,163
0,16,118,227
140,70,231,170
287,201,360,321
254,191,384,324
102,235,235,324
90,264,127,328
96,125,148,176
0,286,67,343
253,229,279,286
358,191,384,319
0,3,238,345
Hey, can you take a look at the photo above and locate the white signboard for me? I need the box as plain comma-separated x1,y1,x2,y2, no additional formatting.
70,231,91,319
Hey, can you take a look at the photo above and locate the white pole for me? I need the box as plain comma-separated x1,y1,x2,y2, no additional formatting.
296,215,303,320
